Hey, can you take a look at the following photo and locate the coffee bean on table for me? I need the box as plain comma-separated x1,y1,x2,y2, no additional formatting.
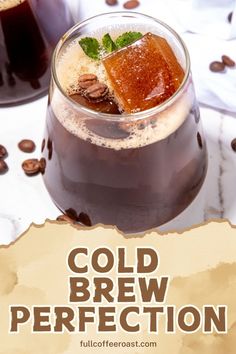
39,157,46,174
78,212,92,227
209,61,225,72
123,0,140,9
106,0,118,6
231,138,236,152
57,214,74,223
22,159,40,176
18,139,36,153
0,159,8,174
41,139,45,153
78,74,98,89
228,11,233,23
222,55,235,67
0,144,7,158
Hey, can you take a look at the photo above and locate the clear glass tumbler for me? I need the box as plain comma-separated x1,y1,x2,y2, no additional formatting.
42,12,208,233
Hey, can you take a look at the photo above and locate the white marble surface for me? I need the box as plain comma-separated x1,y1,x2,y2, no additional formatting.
1,99,236,244
1,0,236,244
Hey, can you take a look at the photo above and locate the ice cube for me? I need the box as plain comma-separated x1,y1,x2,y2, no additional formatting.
102,32,185,113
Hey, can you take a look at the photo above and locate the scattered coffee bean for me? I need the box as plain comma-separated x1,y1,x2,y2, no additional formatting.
78,74,98,89
85,82,108,100
41,138,45,153
123,0,140,9
18,139,36,153
228,11,233,23
0,144,7,158
39,157,46,174
22,158,40,176
106,0,118,6
57,214,74,223
78,212,92,227
209,61,225,72
0,159,8,174
47,138,53,160
231,138,236,152
222,55,235,67
197,132,203,149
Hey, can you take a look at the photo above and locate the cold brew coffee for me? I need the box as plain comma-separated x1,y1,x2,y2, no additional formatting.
0,0,74,106
42,13,207,233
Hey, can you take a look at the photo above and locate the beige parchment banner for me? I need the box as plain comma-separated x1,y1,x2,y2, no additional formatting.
0,220,236,353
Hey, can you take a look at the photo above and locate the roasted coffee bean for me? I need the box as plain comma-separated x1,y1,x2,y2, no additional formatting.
85,82,108,100
22,159,40,175
41,138,46,152
106,0,118,6
57,214,74,223
228,11,233,23
231,138,236,152
18,139,36,153
209,61,225,72
0,159,8,174
78,212,92,227
197,132,203,149
47,138,53,160
39,157,46,174
78,74,98,89
0,144,7,158
123,0,140,9
222,55,235,67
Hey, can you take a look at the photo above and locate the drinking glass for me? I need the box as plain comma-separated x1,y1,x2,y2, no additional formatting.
42,12,208,233
0,0,76,106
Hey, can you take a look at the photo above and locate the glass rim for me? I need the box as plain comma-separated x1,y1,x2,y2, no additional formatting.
52,11,191,122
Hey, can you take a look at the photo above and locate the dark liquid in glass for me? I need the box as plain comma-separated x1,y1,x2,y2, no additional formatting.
42,102,207,233
0,0,74,106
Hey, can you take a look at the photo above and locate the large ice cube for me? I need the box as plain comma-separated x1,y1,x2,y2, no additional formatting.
103,33,185,113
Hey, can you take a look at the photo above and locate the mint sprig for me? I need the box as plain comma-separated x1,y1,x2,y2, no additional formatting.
79,31,143,60
102,33,117,53
79,37,100,60
115,31,143,49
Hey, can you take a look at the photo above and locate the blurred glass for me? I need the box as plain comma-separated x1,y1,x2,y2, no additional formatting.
0,0,77,106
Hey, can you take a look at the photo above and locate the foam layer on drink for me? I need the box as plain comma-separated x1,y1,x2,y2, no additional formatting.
53,30,193,150
0,0,24,11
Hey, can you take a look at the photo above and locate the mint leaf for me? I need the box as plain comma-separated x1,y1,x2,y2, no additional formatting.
115,31,143,49
102,33,117,53
79,37,100,60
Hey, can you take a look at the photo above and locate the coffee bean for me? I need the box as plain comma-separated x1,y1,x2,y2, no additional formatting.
78,212,92,227
18,139,36,153
41,138,45,152
57,214,74,223
231,138,236,152
209,61,225,72
0,159,8,174
47,138,53,160
228,11,233,23
123,0,140,9
106,0,118,6
222,55,235,67
39,157,46,174
0,144,7,158
78,74,98,89
197,132,203,149
22,159,40,176
85,82,108,100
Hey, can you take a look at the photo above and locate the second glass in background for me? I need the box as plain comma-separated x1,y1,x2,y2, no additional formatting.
0,0,77,106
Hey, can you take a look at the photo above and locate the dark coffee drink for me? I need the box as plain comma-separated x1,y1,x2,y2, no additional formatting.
0,0,74,106
42,13,207,233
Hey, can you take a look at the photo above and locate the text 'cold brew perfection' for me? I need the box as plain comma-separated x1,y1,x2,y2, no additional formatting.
42,13,207,233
